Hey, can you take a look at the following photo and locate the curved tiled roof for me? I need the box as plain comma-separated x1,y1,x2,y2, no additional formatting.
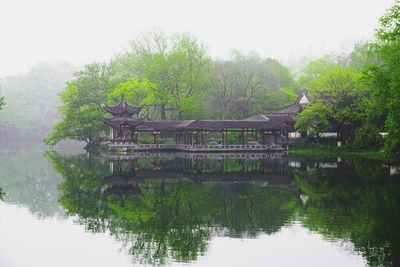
186,117,293,130
266,90,310,116
103,100,142,115
103,116,294,131
102,117,144,127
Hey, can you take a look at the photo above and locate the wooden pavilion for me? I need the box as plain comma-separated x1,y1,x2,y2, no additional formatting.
102,92,310,152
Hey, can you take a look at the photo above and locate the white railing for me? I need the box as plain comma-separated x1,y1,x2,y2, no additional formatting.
109,142,285,151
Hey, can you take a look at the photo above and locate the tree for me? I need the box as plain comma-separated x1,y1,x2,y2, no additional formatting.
369,0,400,158
0,82,4,111
116,31,213,120
295,102,331,141
0,95,4,111
108,78,163,120
298,56,337,87
348,42,379,70
210,52,295,119
44,63,115,149
299,61,366,142
0,63,74,140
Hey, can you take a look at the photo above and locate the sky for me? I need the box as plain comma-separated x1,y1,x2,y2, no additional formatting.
0,0,395,77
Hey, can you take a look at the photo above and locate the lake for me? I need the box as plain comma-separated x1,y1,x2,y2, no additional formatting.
0,145,399,267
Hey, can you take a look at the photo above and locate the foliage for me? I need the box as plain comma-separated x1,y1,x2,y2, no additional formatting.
368,0,400,158
296,161,400,267
116,31,213,120
298,56,337,86
108,77,162,120
44,63,115,148
298,60,367,142
353,124,384,150
295,102,331,139
210,52,295,119
46,152,299,265
0,63,74,139
0,93,4,111
348,42,379,70
0,149,64,218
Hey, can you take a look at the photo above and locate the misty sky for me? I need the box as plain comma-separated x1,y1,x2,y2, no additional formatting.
0,0,395,77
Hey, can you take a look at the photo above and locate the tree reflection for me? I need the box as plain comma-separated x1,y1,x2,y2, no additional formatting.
0,149,63,218
296,160,400,267
46,152,299,265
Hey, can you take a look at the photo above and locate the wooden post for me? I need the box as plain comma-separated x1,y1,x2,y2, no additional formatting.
262,131,265,145
109,128,114,140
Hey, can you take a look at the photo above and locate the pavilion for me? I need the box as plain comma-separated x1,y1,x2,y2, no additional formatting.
102,91,310,152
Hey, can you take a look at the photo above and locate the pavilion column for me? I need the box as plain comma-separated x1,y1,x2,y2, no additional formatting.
135,131,139,144
109,128,114,140
221,129,224,145
262,131,265,145
109,161,114,173
242,128,245,145
153,131,158,145
190,131,194,146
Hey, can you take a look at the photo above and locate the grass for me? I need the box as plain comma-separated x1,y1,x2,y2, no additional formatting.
288,145,388,162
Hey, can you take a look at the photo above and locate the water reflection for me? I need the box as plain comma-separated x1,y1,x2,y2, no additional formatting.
0,187,4,200
47,152,301,265
0,149,64,218
44,152,400,266
296,158,400,267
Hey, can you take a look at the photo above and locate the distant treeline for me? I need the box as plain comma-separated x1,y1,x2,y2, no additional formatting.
0,63,74,140
1,1,400,158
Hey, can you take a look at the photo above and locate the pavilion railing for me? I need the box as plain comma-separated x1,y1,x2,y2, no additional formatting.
109,142,285,151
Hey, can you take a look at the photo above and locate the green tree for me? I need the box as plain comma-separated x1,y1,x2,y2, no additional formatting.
108,77,162,120
0,82,5,111
295,102,331,141
0,95,4,111
210,52,295,119
299,61,366,142
348,42,379,70
298,56,337,86
0,63,74,140
45,63,115,149
116,31,213,120
369,0,400,158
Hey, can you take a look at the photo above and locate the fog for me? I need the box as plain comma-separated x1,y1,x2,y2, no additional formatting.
0,0,395,77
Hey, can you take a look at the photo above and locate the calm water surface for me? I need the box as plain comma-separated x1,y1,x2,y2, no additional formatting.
0,145,399,267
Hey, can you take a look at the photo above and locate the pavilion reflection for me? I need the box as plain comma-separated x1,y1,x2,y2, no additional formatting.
102,153,302,200
46,152,302,265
